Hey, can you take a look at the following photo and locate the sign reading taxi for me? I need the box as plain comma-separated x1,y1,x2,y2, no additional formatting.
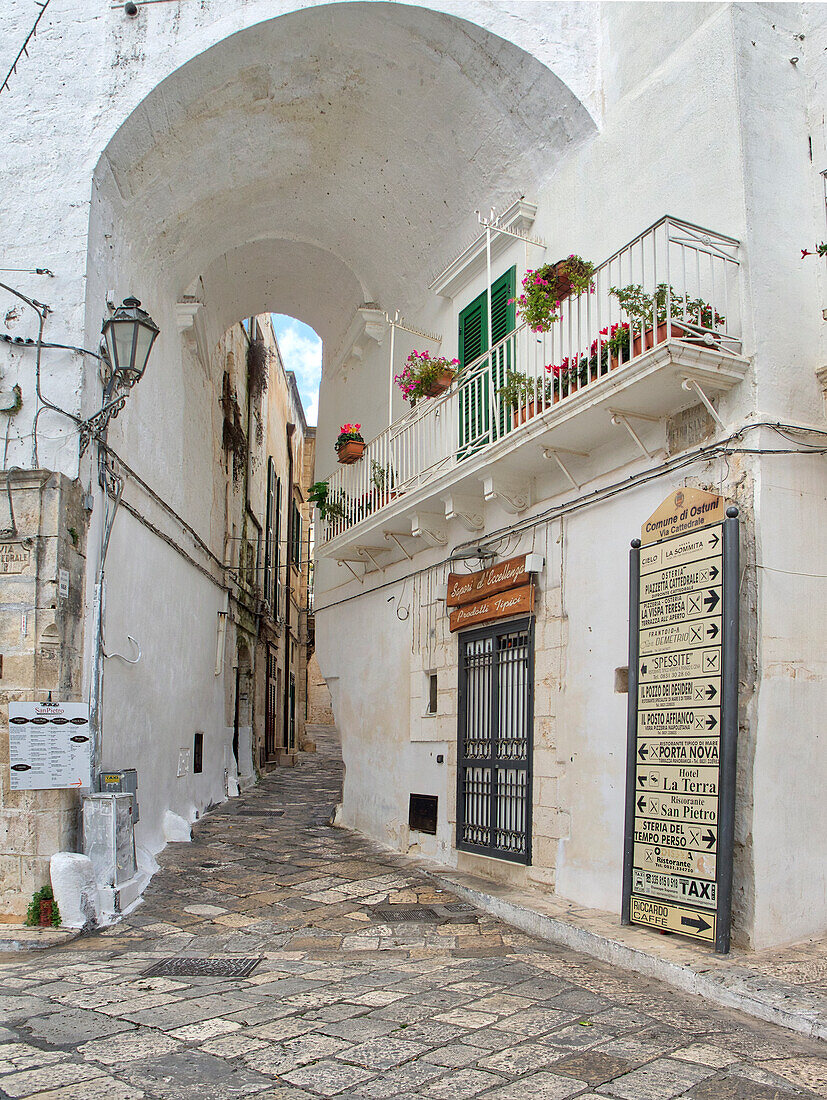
622,489,739,954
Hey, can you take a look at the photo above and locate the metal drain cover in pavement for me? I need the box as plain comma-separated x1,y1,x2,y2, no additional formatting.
444,902,477,913
235,809,285,817
370,905,441,923
142,956,263,978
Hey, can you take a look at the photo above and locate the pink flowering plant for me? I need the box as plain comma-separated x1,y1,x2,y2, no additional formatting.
511,255,595,333
335,422,364,452
394,350,459,404
801,242,827,258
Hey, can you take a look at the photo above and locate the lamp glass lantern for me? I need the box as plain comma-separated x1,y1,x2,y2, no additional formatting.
102,297,159,388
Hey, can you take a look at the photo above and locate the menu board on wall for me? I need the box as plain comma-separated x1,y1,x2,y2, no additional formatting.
8,702,91,790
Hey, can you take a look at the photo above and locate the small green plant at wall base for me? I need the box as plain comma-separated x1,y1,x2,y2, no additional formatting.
25,884,61,928
308,480,346,521
801,242,827,258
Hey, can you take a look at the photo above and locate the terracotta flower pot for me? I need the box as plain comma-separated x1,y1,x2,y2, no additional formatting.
337,440,365,465
39,898,53,927
632,321,687,359
551,261,574,302
423,369,456,398
512,395,557,427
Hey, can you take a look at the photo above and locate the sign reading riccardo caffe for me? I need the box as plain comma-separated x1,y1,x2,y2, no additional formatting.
447,555,536,633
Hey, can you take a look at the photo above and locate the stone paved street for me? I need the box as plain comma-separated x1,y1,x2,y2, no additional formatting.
1,729,825,1099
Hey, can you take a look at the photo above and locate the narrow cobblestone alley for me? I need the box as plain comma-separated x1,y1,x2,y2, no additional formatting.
0,730,825,1100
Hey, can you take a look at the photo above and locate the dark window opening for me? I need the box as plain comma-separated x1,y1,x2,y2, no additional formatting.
409,794,438,835
193,731,204,774
428,673,438,715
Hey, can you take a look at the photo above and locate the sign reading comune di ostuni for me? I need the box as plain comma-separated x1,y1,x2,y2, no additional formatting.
622,488,739,954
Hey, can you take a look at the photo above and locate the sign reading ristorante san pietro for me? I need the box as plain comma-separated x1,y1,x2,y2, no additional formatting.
622,488,739,954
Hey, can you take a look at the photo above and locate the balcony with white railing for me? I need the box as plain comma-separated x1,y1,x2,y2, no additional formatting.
318,216,749,559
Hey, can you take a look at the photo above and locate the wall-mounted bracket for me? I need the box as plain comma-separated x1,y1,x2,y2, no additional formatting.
610,409,661,461
482,475,530,515
336,559,364,584
411,513,448,547
681,377,727,432
541,446,589,491
384,530,414,560
444,494,484,532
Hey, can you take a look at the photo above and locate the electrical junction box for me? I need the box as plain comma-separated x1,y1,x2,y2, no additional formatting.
97,768,139,823
82,793,136,888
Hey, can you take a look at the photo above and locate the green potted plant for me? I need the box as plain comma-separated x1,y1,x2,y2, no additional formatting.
395,351,459,404
497,369,555,427
25,884,61,928
370,460,397,506
335,422,365,465
309,480,346,521
609,284,724,358
512,254,595,333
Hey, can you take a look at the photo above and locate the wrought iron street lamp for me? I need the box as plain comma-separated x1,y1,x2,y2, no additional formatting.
80,297,159,453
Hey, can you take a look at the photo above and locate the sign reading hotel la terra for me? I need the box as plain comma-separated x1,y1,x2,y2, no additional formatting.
622,487,739,954
447,554,536,633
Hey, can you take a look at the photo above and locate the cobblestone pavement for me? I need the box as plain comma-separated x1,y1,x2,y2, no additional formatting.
1,729,826,1100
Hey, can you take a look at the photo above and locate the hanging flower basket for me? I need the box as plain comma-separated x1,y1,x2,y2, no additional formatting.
335,423,365,465
512,254,595,333
395,351,459,404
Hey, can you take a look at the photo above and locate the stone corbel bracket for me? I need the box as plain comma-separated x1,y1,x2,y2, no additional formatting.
481,475,531,515
443,494,484,532
335,306,386,373
411,512,447,547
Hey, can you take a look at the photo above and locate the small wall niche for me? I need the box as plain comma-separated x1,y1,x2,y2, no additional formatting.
409,794,438,835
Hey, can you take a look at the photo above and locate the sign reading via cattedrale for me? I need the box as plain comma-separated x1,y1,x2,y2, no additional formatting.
622,488,739,954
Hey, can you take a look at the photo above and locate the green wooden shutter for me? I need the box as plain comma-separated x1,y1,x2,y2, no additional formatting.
458,266,516,457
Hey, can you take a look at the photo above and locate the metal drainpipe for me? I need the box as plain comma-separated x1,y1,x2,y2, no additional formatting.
282,423,295,753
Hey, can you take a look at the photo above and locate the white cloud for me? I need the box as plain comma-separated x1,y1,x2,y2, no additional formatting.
271,314,322,425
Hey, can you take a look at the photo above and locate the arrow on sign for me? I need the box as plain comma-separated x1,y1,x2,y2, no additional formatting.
709,565,719,581
704,590,720,612
707,622,719,639
641,663,648,675
638,744,649,761
702,829,716,849
706,714,718,730
637,796,646,813
639,773,648,785
681,913,712,933
709,532,720,549
71,778,83,787
705,684,718,700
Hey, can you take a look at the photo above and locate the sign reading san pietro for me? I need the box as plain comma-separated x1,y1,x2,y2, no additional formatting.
622,488,739,953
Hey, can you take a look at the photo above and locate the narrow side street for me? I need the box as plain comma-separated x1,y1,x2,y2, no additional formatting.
0,732,825,1100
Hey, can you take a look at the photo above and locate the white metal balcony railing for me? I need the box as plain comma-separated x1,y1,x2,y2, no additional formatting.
321,216,741,546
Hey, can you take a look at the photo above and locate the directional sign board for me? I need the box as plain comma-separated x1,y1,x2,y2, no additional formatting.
622,489,738,954
8,702,92,790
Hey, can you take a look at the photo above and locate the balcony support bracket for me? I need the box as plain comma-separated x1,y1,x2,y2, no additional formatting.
384,531,414,560
482,475,530,515
444,494,484,533
542,447,589,491
610,410,661,461
411,513,448,548
681,377,727,432
337,559,364,585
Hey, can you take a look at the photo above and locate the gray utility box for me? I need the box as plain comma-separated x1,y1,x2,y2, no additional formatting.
97,768,139,823
82,793,136,888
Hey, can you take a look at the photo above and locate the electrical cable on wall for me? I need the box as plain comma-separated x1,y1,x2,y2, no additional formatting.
0,0,53,97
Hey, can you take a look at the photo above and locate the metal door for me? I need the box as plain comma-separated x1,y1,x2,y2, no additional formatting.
457,617,533,863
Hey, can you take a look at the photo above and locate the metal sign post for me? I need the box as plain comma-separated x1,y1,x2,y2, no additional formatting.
622,488,739,954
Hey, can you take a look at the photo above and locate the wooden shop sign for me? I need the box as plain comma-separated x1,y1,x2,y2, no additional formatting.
449,583,534,633
447,554,529,607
